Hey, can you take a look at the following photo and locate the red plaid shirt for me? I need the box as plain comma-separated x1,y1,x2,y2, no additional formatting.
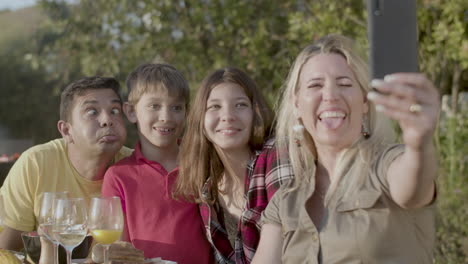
199,139,293,264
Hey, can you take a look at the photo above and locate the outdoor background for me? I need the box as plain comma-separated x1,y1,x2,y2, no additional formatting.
0,0,466,263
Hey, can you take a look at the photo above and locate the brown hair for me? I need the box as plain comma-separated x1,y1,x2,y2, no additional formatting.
125,63,189,106
174,67,273,203
60,76,121,121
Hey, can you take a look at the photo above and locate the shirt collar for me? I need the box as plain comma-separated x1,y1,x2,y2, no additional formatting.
133,142,166,169
246,149,262,171
133,142,147,163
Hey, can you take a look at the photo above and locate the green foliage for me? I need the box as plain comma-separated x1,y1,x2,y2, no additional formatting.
435,106,468,263
0,1,466,261
0,7,67,143
35,0,369,98
0,48,61,142
417,0,468,95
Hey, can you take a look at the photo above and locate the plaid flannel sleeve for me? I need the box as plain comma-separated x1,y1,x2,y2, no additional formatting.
261,139,294,200
240,138,294,263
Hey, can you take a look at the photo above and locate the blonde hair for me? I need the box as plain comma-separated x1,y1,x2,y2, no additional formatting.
275,34,395,201
174,67,273,203
126,63,189,106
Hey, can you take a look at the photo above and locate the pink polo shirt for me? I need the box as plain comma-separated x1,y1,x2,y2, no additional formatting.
102,142,212,263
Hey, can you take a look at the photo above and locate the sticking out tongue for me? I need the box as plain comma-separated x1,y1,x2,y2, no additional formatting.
320,117,344,130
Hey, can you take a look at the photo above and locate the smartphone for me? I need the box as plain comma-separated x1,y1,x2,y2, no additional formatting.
367,0,419,79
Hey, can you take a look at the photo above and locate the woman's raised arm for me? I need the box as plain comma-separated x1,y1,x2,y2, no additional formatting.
368,73,439,209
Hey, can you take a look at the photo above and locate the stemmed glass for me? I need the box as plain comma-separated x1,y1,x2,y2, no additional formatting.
52,198,88,264
38,192,68,264
89,197,124,264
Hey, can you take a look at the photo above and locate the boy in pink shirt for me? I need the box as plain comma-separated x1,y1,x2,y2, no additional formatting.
102,63,212,263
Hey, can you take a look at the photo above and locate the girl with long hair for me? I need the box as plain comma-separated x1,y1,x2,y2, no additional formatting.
175,67,293,263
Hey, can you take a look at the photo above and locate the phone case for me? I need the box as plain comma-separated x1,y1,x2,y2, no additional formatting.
367,0,419,79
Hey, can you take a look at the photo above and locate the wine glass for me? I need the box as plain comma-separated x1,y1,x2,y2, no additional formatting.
89,197,124,264
52,198,88,264
38,192,68,264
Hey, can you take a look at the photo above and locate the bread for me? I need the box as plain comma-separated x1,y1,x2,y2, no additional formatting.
0,249,22,264
92,241,145,263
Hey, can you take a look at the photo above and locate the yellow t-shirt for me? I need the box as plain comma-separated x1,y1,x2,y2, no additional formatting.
0,138,132,231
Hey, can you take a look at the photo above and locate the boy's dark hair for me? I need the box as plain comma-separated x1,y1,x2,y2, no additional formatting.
125,63,190,106
60,76,122,121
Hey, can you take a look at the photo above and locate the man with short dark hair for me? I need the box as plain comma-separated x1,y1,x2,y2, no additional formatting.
0,76,131,250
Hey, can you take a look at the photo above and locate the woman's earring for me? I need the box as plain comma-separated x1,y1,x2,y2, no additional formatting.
293,121,305,147
361,115,370,139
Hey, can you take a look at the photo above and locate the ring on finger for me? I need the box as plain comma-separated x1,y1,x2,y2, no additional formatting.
409,103,422,113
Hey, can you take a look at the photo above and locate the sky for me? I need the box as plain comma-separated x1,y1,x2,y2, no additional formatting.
0,0,37,10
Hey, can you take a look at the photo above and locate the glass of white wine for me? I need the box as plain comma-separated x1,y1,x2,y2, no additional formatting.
38,191,68,264
89,196,124,264
52,198,88,264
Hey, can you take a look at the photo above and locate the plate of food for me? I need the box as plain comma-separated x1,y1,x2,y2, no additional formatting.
89,242,178,264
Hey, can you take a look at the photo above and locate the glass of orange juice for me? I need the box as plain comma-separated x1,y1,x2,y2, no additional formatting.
89,197,123,263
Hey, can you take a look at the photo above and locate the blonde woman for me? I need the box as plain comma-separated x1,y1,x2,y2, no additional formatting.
253,35,439,263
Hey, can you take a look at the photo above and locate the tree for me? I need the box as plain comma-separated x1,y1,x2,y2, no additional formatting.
0,44,61,142
36,0,369,102
7,0,466,261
